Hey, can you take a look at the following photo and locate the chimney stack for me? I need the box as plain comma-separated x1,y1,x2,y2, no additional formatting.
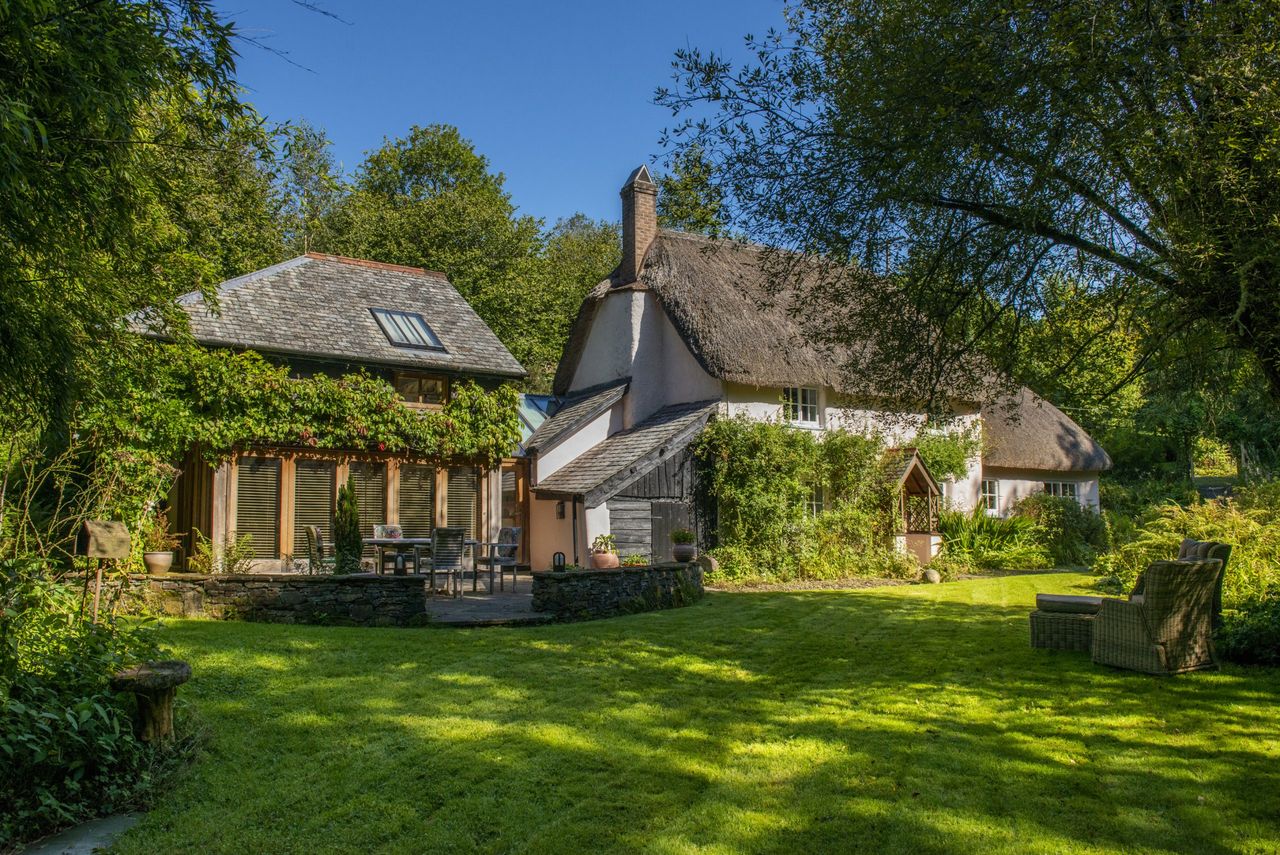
618,165,658,285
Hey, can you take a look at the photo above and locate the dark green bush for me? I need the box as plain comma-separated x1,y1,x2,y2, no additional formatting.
333,475,362,574
1011,494,1108,566
0,559,188,848
1218,597,1280,667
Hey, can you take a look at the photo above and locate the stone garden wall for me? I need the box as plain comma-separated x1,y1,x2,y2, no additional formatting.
114,573,429,627
530,563,704,622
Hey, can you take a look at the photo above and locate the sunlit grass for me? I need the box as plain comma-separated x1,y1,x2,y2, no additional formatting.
112,574,1279,854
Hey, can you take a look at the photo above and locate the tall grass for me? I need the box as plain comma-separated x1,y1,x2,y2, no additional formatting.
938,508,1050,570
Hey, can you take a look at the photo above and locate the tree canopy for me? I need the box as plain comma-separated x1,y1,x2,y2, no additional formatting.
658,0,1280,409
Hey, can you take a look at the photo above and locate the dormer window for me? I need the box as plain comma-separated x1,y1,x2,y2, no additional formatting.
782,386,820,427
371,308,444,350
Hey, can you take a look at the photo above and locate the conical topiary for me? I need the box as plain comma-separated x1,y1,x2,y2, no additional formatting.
333,474,362,574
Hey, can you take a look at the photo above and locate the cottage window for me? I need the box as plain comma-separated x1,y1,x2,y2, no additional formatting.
370,308,444,350
980,479,1000,515
394,372,448,406
1044,481,1079,501
806,484,826,516
398,464,436,538
292,459,335,555
783,386,820,426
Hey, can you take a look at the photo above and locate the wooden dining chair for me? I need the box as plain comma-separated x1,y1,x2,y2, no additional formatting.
430,527,465,596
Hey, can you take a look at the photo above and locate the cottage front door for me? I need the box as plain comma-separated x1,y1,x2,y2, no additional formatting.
650,501,693,564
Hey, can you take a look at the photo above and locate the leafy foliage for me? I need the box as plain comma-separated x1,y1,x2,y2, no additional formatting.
1010,494,1107,568
0,559,189,847
1095,485,1280,612
186,531,256,576
937,509,1049,571
659,0,1280,408
694,417,909,582
333,476,361,575
909,422,981,483
657,145,727,236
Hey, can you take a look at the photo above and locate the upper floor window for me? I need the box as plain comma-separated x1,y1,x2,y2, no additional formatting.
1044,481,1079,501
783,386,820,426
395,372,448,407
980,479,1000,515
371,308,444,351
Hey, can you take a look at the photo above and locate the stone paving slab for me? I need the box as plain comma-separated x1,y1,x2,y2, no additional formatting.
24,812,141,855
424,574,551,627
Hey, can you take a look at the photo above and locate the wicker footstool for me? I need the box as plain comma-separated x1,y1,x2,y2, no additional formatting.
1030,610,1095,651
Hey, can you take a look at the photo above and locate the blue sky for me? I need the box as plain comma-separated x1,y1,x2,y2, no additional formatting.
214,0,785,225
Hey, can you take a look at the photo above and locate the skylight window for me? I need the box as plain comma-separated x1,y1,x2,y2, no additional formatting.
370,308,444,351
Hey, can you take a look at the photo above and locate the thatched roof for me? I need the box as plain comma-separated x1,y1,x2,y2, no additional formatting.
554,230,888,396
983,387,1112,472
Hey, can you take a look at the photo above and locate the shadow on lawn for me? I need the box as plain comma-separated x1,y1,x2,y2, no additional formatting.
125,583,1280,854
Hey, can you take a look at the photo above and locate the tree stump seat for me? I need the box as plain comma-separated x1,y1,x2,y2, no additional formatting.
110,660,192,742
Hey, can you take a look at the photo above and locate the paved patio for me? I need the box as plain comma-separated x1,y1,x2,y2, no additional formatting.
423,572,550,627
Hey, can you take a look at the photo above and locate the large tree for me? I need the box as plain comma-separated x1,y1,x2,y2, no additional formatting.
0,0,243,434
658,1,1280,406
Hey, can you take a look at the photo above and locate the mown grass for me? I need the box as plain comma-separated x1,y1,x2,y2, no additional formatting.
112,574,1279,854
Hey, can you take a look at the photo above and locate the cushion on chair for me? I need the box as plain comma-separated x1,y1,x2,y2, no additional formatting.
1035,593,1104,614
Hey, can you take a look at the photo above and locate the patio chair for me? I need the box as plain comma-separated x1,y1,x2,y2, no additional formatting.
304,525,336,573
430,527,465,596
1091,559,1223,675
372,524,413,574
477,527,521,592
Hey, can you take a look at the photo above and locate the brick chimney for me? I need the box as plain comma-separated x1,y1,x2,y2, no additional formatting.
618,165,658,285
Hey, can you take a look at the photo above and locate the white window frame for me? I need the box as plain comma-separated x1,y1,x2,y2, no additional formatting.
1043,481,1080,502
806,484,826,516
980,479,1001,515
782,386,821,427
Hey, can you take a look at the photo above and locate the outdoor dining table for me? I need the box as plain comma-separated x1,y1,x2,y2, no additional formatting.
361,536,479,594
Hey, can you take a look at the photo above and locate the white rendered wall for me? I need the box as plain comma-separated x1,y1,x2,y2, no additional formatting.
535,406,621,481
982,467,1102,515
570,290,720,428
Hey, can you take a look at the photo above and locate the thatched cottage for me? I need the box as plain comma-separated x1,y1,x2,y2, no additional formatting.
525,166,1111,569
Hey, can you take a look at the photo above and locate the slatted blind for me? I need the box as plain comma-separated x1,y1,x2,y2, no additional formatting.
236,456,280,559
398,464,435,538
292,460,335,557
349,463,387,550
446,468,479,539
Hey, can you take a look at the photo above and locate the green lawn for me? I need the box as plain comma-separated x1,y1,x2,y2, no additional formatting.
112,574,1279,855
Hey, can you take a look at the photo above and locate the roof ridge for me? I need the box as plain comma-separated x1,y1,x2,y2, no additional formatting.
302,252,446,278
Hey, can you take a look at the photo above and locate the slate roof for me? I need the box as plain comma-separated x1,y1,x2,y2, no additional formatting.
523,379,629,454
144,253,524,378
983,387,1113,472
533,399,718,507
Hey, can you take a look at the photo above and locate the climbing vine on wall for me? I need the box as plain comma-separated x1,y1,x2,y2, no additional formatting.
693,417,915,582
73,339,523,518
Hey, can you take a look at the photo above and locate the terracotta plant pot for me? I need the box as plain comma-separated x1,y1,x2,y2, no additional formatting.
590,551,620,569
671,544,697,563
143,551,175,575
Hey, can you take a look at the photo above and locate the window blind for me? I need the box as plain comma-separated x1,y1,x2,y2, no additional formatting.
293,459,335,556
349,462,387,553
446,468,479,539
236,456,280,559
398,464,436,538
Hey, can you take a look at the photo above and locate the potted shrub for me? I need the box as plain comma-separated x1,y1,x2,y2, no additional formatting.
141,510,181,574
671,528,697,563
590,533,619,569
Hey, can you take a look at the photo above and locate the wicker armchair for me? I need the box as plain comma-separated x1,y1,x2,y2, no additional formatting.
1091,559,1223,675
